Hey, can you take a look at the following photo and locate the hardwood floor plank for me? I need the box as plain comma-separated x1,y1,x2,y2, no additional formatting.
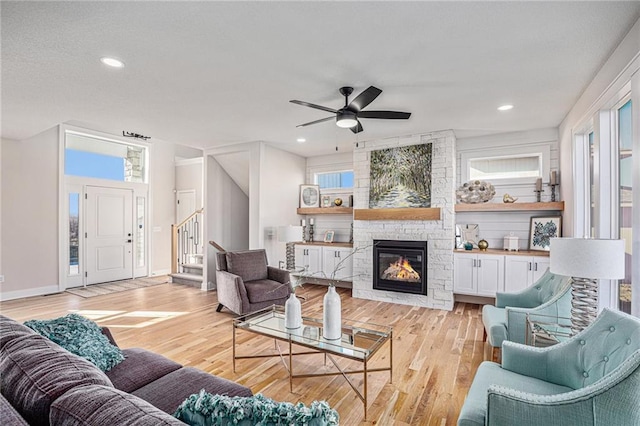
0,282,486,425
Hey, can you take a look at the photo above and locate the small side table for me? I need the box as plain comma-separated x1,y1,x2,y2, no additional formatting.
526,314,573,347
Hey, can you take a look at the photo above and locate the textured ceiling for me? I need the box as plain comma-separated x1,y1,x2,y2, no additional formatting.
2,1,639,157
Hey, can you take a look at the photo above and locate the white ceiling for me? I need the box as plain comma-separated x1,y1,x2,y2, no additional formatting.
3,2,639,157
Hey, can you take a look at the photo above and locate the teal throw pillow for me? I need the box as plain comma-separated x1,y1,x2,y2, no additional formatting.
24,313,124,372
174,391,339,426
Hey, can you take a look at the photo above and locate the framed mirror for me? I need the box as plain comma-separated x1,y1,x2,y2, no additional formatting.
455,224,479,248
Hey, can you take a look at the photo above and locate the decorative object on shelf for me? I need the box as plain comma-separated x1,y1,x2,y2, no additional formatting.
528,216,562,251
463,242,473,251
534,178,543,202
548,171,559,202
309,222,315,243
324,230,335,243
502,193,518,203
478,239,489,251
321,195,332,208
503,233,519,251
284,293,302,329
369,144,432,209
278,225,303,270
455,223,479,248
299,185,320,208
550,237,624,334
334,198,343,206
322,285,342,340
456,180,495,204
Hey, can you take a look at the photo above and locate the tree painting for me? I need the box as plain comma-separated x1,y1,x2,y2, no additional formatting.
369,144,432,208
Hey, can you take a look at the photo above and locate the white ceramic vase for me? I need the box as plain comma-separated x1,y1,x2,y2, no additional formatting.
284,293,302,329
323,285,342,340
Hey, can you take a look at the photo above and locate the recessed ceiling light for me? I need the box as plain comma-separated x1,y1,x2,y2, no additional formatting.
498,104,514,111
296,138,306,143
100,57,125,68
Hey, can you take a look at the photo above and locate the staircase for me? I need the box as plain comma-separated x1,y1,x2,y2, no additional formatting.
170,209,205,288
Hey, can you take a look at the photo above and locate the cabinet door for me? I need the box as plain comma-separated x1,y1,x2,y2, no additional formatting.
454,253,477,295
294,246,307,270
333,248,354,281
504,256,534,293
476,255,505,296
532,256,550,283
306,246,323,276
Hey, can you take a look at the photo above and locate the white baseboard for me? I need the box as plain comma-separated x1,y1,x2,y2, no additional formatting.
0,285,61,302
151,269,171,276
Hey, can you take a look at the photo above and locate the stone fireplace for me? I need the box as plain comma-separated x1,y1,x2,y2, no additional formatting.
352,130,456,310
373,239,427,295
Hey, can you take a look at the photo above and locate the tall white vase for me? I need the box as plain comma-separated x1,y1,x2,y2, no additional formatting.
284,293,302,329
323,285,342,340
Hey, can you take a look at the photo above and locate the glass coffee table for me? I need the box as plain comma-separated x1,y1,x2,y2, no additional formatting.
232,305,393,420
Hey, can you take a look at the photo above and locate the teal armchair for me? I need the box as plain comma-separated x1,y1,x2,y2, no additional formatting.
482,268,571,361
459,308,640,426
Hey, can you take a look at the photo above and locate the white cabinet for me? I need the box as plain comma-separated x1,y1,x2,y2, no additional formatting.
322,247,354,282
294,245,353,283
454,253,505,297
294,245,322,276
504,255,550,292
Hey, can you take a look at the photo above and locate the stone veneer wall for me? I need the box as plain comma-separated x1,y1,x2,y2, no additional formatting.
352,130,456,310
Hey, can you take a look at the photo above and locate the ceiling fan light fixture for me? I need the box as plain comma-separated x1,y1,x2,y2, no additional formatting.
336,111,358,128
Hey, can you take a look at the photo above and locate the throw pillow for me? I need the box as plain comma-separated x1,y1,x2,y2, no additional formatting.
174,391,339,426
226,250,268,282
24,313,125,372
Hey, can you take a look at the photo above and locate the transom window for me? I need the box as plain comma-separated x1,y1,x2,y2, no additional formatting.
315,171,354,189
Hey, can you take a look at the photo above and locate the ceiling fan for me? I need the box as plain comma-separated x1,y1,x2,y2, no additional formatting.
290,86,411,134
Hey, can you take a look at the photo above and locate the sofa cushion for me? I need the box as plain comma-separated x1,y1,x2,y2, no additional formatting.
481,305,508,347
24,313,125,371
132,367,252,414
106,348,182,393
174,391,339,426
50,384,184,426
244,279,290,304
0,315,37,350
457,361,573,426
226,250,268,282
0,394,29,426
0,333,113,426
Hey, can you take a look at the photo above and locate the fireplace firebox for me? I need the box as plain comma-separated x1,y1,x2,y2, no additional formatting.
373,240,427,295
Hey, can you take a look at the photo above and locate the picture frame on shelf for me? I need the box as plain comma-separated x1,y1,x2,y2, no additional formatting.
321,195,332,208
299,184,320,208
528,216,562,251
324,230,335,243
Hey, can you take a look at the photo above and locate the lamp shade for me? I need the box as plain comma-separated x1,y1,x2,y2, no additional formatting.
550,238,625,279
278,225,303,243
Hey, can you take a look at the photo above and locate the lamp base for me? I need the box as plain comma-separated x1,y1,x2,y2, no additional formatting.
285,242,295,270
570,276,599,335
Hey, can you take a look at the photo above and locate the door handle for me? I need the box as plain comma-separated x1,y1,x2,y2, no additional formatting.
473,259,477,268
534,263,538,271
478,259,481,267
528,262,532,271
127,239,132,243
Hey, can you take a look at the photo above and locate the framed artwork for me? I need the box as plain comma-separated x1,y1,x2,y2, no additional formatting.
321,195,332,208
299,185,320,208
529,216,562,251
324,230,335,243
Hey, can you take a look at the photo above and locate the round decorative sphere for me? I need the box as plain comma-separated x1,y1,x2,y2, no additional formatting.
478,239,489,251
334,198,343,206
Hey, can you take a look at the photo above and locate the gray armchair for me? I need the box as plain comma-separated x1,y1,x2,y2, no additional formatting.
215,249,291,315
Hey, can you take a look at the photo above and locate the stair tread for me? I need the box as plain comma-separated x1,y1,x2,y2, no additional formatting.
181,263,203,269
170,273,203,281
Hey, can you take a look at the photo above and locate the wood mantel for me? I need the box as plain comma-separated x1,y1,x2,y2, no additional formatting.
454,201,564,212
353,207,441,221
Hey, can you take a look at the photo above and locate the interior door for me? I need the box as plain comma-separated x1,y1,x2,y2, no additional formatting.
176,190,196,223
85,186,134,284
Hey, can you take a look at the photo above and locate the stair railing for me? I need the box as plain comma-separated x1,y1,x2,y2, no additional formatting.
171,208,204,274
209,240,226,252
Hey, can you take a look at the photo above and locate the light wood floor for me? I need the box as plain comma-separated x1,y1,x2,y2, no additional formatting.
0,283,487,425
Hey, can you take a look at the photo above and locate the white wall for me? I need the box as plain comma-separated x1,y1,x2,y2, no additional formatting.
1,129,60,299
456,128,560,251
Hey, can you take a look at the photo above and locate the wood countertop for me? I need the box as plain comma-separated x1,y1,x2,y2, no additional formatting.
453,248,549,257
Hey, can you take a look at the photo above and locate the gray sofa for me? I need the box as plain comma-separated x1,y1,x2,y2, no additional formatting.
0,315,252,425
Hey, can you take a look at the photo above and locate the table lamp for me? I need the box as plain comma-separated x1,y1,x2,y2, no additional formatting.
550,237,625,335
278,225,304,269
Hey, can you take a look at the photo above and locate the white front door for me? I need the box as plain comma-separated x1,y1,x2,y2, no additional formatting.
85,186,134,284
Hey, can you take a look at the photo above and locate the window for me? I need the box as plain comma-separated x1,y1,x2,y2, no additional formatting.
589,131,595,238
617,100,632,314
460,143,550,184
68,193,80,276
315,171,354,189
468,155,541,180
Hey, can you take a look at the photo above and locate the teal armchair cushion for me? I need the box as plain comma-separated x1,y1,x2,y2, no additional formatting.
459,308,640,426
482,269,571,347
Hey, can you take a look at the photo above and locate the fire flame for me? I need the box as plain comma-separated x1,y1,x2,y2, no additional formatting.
382,257,420,282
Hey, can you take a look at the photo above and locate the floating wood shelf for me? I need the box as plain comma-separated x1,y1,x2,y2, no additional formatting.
353,207,441,221
297,207,353,215
454,201,564,212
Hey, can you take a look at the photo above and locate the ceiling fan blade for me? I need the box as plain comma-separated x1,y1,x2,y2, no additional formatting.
348,86,382,112
357,111,411,120
296,116,334,128
290,100,337,114
350,121,363,134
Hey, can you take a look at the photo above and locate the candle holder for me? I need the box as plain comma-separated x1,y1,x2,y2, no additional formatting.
302,225,307,242
534,189,543,202
549,184,558,202
309,224,315,243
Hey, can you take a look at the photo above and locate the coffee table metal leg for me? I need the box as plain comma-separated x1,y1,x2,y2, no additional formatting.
232,325,236,373
364,358,368,420
289,339,293,392
390,329,393,383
